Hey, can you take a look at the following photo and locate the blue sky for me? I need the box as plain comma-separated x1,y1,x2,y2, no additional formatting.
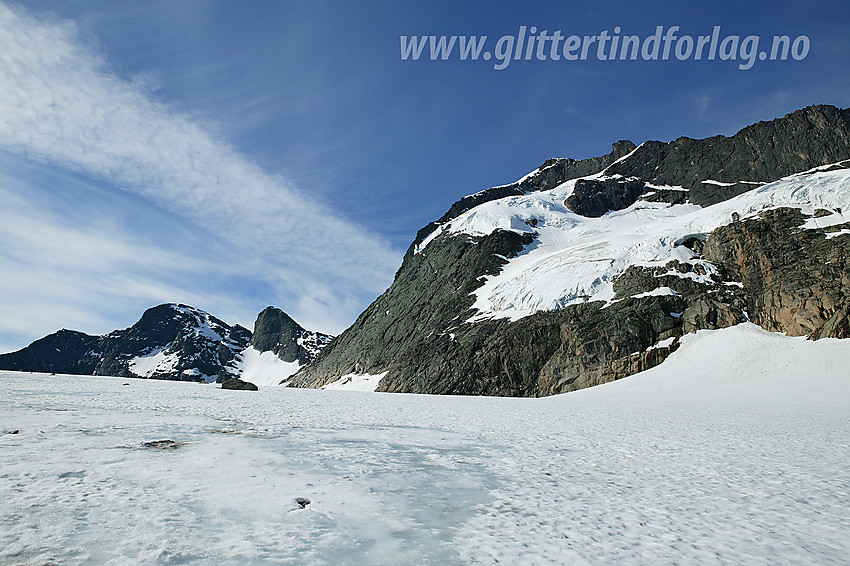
1,0,849,351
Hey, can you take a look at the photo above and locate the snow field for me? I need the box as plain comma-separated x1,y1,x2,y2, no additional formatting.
1,323,848,564
235,346,301,386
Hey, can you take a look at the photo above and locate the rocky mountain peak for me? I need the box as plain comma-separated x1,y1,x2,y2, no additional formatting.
251,306,333,365
410,105,850,257
290,105,850,397
0,303,251,382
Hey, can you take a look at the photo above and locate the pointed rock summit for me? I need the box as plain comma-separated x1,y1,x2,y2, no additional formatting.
251,306,332,365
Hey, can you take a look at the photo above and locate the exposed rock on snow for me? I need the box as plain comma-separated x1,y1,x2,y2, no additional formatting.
220,378,259,391
140,439,182,450
565,176,646,217
291,106,850,396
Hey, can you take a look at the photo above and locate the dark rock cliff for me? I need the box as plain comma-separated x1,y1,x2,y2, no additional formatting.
251,306,332,365
291,106,850,396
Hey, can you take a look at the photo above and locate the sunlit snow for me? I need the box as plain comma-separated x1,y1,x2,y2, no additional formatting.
320,372,388,392
418,165,850,322
128,348,179,378
1,323,848,564
233,346,301,387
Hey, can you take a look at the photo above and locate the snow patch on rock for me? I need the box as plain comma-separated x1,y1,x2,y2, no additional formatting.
320,372,388,392
415,165,850,322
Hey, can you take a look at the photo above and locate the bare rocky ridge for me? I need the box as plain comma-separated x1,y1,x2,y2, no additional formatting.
410,105,850,256
609,105,850,205
292,106,850,396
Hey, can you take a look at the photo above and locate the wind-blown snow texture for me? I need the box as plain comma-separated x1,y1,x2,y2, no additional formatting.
2,323,848,565
417,166,850,322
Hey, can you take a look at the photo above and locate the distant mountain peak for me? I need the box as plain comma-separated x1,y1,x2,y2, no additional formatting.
1,303,333,386
250,306,333,365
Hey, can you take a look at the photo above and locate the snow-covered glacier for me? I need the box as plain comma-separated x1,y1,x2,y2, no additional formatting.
1,322,848,565
417,164,850,322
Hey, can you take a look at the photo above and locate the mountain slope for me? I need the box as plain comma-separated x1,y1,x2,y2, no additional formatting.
291,106,850,396
409,104,850,255
0,304,333,384
0,304,251,382
221,306,333,386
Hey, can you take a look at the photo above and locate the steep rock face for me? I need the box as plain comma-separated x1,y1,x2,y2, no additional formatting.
704,208,850,338
608,105,850,205
251,306,332,365
216,306,334,385
411,105,850,247
291,229,536,391
0,304,251,382
292,106,850,397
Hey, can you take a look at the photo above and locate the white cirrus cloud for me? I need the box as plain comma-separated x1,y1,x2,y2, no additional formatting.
0,2,401,347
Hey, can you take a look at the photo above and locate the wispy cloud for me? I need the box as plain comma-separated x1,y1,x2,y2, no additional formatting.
0,152,301,350
0,3,401,347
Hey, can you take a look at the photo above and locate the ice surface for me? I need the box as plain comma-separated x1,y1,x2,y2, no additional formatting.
605,286,678,309
827,229,850,239
417,166,850,322
801,210,849,230
1,323,848,564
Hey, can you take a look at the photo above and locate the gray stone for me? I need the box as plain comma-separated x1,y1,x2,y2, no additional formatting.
221,378,258,391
